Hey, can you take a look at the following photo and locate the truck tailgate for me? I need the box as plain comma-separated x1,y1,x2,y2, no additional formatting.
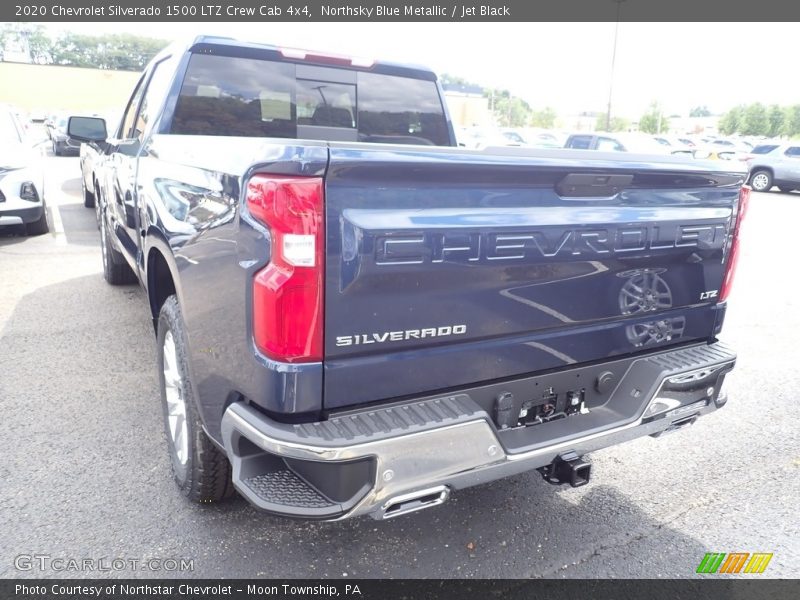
323,146,744,410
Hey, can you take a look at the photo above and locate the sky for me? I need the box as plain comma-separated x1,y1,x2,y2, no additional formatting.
40,22,798,119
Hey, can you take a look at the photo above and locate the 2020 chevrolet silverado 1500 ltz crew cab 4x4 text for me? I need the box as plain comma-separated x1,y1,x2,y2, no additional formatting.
68,36,746,521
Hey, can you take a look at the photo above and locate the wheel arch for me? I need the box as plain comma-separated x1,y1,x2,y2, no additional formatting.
146,232,182,333
749,165,774,178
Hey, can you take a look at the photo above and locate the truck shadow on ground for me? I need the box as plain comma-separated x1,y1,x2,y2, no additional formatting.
205,477,712,578
1,275,711,580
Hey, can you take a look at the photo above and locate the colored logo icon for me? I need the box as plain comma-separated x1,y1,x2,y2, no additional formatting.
697,552,773,574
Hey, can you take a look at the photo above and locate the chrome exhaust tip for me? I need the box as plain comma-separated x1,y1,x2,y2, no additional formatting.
380,485,450,519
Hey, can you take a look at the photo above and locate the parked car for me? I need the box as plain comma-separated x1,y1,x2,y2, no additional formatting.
653,136,695,154
459,127,527,149
564,132,691,156
458,127,560,150
743,143,800,192
0,106,48,235
28,111,47,124
500,128,526,145
501,129,562,148
707,138,751,154
50,116,81,156
78,112,120,211
44,114,59,139
456,126,492,148
69,36,744,521
691,148,741,162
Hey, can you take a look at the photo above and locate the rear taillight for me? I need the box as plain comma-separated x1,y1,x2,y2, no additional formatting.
719,186,750,302
247,175,324,363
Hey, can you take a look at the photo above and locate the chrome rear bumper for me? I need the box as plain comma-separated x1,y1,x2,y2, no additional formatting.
221,342,735,520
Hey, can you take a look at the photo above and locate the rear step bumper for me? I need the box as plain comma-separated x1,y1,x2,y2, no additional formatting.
221,342,735,520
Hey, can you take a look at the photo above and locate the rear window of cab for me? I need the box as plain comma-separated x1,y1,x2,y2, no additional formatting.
170,53,450,146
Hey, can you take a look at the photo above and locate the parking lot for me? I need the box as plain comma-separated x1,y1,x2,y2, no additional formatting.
1,153,798,579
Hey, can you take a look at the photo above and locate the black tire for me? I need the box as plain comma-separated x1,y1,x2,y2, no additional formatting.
52,141,61,157
749,169,773,192
157,295,235,503
99,209,137,285
82,180,95,208
25,202,49,236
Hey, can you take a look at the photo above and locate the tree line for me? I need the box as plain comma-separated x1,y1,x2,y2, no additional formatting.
13,31,790,138
0,24,167,72
718,103,800,138
440,73,557,128
439,71,800,141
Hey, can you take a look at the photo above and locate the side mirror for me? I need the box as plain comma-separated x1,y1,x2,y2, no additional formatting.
67,116,107,143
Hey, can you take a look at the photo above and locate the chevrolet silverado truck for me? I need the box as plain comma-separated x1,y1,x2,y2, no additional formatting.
68,36,747,521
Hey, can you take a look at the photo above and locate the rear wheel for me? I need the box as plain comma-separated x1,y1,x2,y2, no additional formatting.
749,170,773,192
99,208,137,285
157,295,234,503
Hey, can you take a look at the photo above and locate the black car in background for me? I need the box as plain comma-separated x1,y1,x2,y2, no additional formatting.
49,116,81,156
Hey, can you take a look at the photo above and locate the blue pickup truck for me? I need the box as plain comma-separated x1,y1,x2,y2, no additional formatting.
69,36,746,521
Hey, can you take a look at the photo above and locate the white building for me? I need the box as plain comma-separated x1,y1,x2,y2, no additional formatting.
1,33,32,64
667,116,720,136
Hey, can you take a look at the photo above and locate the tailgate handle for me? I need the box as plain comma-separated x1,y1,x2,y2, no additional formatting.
556,173,633,198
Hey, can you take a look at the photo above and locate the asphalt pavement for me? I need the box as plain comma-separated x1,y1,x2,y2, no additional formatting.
1,155,797,578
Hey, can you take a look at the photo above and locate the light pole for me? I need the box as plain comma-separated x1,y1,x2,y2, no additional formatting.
605,0,625,132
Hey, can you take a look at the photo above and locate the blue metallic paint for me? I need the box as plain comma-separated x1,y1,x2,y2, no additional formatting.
135,136,330,439
322,145,744,409
90,37,746,441
102,134,745,433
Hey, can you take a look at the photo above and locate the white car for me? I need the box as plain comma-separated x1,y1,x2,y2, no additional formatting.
457,127,517,149
706,138,752,154
653,136,695,156
458,127,561,150
565,132,686,156
0,107,48,235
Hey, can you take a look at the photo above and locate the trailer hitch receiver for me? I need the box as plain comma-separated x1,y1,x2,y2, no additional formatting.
538,451,591,487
